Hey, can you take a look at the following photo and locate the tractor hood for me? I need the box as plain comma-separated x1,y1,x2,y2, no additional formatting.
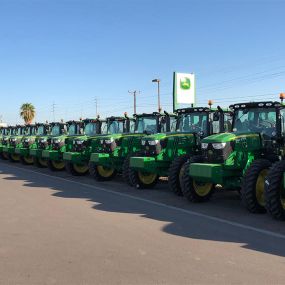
141,131,196,141
202,133,236,143
99,133,125,141
202,133,263,150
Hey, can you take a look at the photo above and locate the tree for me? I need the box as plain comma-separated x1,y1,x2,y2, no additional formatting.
20,103,35,124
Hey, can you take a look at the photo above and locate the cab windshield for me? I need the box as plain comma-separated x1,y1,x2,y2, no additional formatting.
68,124,77,135
84,123,98,136
37,126,46,136
135,117,158,133
177,112,208,134
233,107,277,137
51,125,61,136
107,120,125,134
16,127,22,135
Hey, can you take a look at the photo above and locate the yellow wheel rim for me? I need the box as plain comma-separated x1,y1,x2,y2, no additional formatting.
3,152,9,159
97,166,115,178
23,156,34,164
51,160,65,170
11,154,20,161
39,158,48,167
73,163,89,174
193,181,213,197
138,172,157,185
255,169,268,207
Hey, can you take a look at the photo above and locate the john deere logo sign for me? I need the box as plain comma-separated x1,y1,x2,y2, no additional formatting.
180,77,191,90
173,72,195,110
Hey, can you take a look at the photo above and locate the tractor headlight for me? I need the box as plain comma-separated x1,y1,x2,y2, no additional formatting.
24,138,30,143
148,140,159,146
40,138,47,143
105,138,114,144
201,143,208,149
53,138,61,144
141,140,146,146
76,140,84,145
212,142,226,149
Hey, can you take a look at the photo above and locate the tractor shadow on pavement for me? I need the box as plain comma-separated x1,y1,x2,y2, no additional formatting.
1,161,285,258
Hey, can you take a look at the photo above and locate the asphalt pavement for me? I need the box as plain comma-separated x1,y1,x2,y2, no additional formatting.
0,160,285,284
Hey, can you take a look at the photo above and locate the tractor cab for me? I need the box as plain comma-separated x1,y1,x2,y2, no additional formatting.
95,115,135,154
8,125,25,147
134,112,176,135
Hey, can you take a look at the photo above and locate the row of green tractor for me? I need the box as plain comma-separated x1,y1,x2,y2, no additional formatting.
1,99,285,221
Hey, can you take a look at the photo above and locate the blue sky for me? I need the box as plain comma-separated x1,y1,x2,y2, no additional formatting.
1,0,285,124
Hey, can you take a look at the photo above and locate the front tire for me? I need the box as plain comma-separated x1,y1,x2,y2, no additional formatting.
181,155,214,202
20,155,34,165
33,157,48,168
129,168,158,189
89,162,117,181
8,153,20,162
47,159,65,171
265,160,285,220
65,162,89,176
241,159,271,214
168,154,190,196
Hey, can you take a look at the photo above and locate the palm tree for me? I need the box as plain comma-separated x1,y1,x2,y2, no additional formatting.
20,103,36,124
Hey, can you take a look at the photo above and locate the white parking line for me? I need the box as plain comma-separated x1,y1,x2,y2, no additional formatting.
1,163,285,240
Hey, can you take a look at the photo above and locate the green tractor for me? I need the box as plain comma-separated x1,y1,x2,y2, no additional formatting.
182,101,284,214
129,106,232,190
30,122,65,168
62,117,106,176
42,120,85,171
2,125,26,162
89,112,176,184
0,126,10,160
16,123,50,165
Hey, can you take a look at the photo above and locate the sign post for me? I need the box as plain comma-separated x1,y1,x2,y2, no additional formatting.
173,72,196,111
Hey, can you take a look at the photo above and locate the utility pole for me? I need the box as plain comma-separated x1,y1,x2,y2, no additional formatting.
52,102,56,121
128,90,139,114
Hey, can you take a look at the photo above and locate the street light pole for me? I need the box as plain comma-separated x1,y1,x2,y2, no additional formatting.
152,79,161,112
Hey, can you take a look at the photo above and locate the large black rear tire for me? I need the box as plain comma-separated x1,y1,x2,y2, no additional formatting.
241,159,271,214
265,160,285,220
181,155,214,202
168,154,190,196
122,156,132,185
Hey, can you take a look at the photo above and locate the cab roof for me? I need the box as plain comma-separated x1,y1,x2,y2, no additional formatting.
134,111,175,117
229,101,281,109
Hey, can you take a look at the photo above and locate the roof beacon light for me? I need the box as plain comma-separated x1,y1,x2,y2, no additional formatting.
280,93,285,103
208,100,213,108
